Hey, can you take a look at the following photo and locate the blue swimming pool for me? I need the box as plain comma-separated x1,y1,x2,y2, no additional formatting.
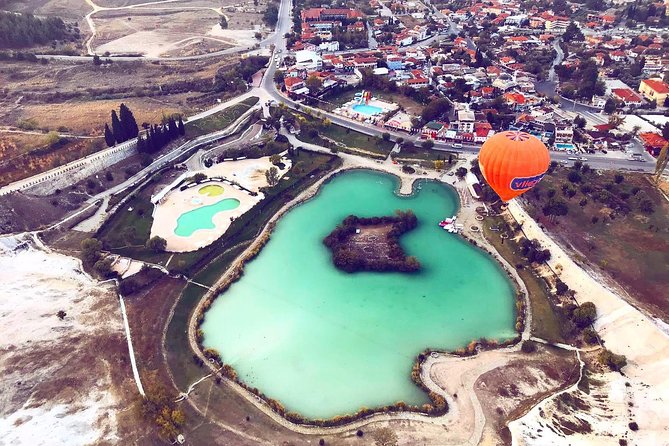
555,143,576,151
352,103,383,116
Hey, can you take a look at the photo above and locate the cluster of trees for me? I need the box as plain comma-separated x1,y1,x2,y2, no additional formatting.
140,372,186,439
421,98,451,123
323,210,421,273
136,116,185,154
0,11,77,48
263,1,279,26
556,59,606,101
104,103,139,147
80,238,115,278
562,22,584,43
518,238,552,263
626,1,669,26
598,348,627,371
214,56,269,93
358,69,432,105
332,29,368,50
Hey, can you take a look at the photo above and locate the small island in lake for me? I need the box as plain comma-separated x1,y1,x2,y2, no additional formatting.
323,210,421,273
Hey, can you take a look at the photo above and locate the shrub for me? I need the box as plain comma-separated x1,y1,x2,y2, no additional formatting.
572,302,597,327
356,430,364,437
146,236,167,252
582,327,599,344
521,341,537,353
598,349,627,371
628,421,638,431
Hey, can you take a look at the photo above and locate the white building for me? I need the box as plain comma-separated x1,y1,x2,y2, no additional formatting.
295,50,323,70
457,110,475,133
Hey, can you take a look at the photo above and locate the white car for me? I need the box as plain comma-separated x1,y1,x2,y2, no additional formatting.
452,143,463,148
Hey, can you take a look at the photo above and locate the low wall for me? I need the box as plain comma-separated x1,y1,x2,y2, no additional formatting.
0,140,137,197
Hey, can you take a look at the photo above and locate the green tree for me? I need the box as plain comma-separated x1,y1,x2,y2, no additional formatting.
563,22,584,42
45,131,61,147
220,16,228,29
421,139,434,150
119,103,139,141
603,98,617,114
177,116,185,136
382,132,391,141
104,123,115,147
305,75,323,92
111,110,123,144
455,167,468,179
146,236,167,252
598,349,627,371
57,310,66,320
572,301,597,327
265,166,279,186
80,238,102,266
269,154,282,165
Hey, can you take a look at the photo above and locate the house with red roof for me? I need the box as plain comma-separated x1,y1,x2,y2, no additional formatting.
639,132,668,156
611,88,643,106
638,78,669,105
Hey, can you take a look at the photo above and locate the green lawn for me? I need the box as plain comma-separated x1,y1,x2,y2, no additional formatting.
393,147,458,162
296,113,394,157
186,97,259,138
483,215,565,343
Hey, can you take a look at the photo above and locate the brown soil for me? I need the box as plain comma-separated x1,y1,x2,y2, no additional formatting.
476,343,581,444
124,275,187,385
347,224,397,260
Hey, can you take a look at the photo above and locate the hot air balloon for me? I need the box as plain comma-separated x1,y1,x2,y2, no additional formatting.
478,130,550,202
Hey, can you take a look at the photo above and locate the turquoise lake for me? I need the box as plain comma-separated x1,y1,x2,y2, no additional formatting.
174,198,240,237
201,170,516,419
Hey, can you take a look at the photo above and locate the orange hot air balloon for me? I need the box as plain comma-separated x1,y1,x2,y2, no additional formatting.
478,130,550,202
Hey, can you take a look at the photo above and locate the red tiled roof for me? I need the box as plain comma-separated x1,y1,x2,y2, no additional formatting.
612,88,642,103
642,79,669,94
639,132,668,148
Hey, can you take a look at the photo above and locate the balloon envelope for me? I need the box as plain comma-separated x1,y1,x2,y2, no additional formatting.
478,131,550,202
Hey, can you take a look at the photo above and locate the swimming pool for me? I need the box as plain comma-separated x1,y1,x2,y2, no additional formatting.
352,103,383,116
199,184,225,197
174,198,240,237
555,143,576,151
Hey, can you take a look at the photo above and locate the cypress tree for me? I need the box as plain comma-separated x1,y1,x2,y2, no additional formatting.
111,110,124,143
168,117,177,139
137,134,146,153
119,103,139,140
177,116,185,136
104,123,115,147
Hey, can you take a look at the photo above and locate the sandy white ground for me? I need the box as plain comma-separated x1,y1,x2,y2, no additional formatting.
150,155,291,252
507,201,669,445
0,244,124,446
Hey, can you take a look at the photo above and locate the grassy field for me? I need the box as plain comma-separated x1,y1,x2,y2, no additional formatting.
185,97,259,138
482,215,565,343
523,166,669,321
393,146,458,163
295,113,394,156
